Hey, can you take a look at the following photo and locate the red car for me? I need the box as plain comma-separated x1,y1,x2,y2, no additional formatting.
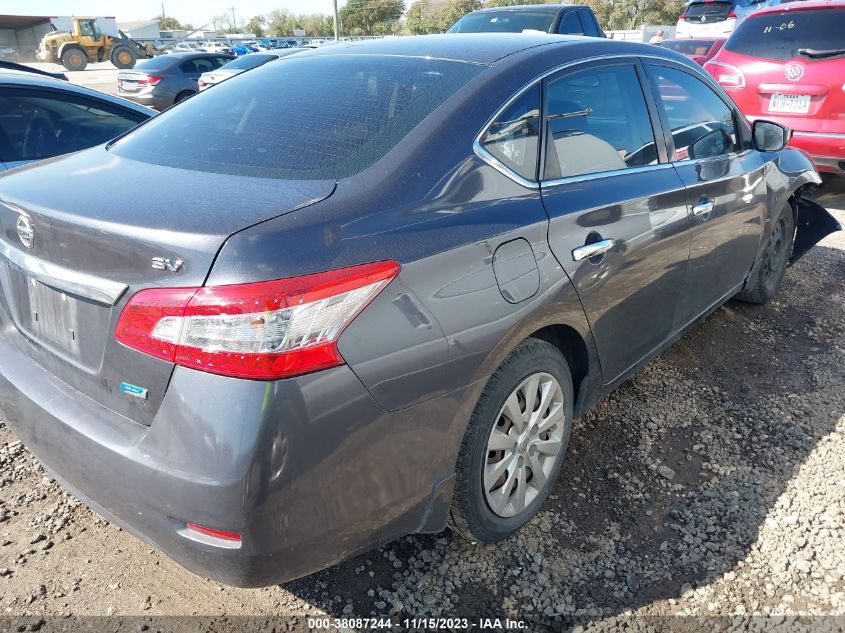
704,0,845,174
659,38,727,66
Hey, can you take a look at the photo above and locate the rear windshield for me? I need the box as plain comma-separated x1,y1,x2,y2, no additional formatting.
135,55,178,72
111,55,482,180
660,39,717,55
725,9,845,61
685,2,731,18
221,54,276,70
447,10,556,33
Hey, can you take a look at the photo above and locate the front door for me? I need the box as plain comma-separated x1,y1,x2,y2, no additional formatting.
540,60,692,383
646,63,765,325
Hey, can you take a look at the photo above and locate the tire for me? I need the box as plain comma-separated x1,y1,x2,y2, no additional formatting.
450,338,574,543
735,203,795,304
174,90,194,104
61,48,88,72
110,45,137,69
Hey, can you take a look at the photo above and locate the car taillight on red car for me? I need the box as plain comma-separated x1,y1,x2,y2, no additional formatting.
115,260,400,380
704,60,746,89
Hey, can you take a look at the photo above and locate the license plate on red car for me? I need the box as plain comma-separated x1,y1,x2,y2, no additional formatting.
769,94,811,114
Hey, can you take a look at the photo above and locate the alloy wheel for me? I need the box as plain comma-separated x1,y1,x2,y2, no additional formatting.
483,372,565,518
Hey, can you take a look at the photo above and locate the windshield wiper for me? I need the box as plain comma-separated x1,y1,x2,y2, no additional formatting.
798,47,845,59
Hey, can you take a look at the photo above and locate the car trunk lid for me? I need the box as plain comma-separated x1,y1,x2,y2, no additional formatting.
0,148,335,425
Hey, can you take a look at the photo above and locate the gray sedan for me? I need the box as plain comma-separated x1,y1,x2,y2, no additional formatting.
117,52,234,111
0,35,839,588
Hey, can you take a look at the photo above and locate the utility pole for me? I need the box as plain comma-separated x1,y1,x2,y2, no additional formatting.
333,0,339,41
228,6,237,32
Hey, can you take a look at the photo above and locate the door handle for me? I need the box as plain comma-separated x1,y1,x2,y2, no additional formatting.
693,198,714,219
572,239,615,262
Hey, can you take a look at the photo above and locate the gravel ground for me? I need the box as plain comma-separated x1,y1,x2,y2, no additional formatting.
0,180,843,631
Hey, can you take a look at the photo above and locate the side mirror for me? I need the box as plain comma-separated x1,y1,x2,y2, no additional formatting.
753,120,791,152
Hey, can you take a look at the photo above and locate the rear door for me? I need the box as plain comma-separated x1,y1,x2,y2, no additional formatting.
645,62,765,325
539,59,692,383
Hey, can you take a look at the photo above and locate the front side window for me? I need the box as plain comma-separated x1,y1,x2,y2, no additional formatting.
111,55,482,180
0,88,145,162
543,64,658,180
651,66,738,161
479,86,540,182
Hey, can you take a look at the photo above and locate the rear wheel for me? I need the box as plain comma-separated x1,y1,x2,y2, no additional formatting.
110,45,137,69
61,48,87,72
450,338,574,542
736,204,795,304
174,90,194,105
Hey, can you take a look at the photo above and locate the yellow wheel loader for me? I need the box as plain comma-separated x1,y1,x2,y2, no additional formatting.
37,17,161,72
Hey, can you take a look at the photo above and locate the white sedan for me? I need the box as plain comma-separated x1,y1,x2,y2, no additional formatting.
197,50,300,91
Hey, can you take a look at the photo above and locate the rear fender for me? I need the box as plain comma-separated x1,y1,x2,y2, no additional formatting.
789,197,842,266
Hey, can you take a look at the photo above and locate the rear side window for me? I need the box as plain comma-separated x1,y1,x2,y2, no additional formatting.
651,66,738,161
558,11,585,35
479,85,540,181
111,55,481,180
724,9,845,61
135,56,176,72
543,64,658,180
0,88,145,162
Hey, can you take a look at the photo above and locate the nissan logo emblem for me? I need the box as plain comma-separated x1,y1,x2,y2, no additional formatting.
16,216,35,250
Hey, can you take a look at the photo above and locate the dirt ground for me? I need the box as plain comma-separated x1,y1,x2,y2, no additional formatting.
1,177,843,631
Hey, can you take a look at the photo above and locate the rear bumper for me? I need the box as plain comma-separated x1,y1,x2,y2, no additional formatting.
0,317,463,586
118,90,170,111
790,132,845,173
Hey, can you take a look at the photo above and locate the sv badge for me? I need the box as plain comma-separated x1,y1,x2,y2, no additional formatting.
151,257,184,272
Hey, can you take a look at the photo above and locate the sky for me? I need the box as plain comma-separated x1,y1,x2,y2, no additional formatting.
8,1,348,28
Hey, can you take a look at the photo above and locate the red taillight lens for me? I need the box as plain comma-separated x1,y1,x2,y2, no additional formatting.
198,79,206,88
185,523,241,542
678,13,686,20
704,61,746,89
115,261,400,380
727,10,737,18
137,75,162,87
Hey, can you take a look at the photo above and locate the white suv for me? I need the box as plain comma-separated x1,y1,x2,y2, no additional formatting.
676,0,779,38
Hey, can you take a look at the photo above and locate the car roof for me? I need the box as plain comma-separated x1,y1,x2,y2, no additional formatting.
0,69,153,116
299,33,597,65
752,0,845,13
472,3,577,12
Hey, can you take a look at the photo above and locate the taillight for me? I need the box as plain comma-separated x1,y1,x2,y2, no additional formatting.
678,13,686,21
704,61,746,89
185,523,241,542
198,79,206,88
727,10,737,18
115,261,400,380
137,75,162,87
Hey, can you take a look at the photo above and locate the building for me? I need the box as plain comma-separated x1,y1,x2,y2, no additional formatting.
117,19,160,40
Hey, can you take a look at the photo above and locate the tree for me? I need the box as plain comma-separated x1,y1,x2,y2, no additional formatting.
244,15,267,37
155,15,183,30
341,0,406,35
406,0,481,34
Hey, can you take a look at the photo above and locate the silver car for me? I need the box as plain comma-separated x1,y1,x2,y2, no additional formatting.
198,50,301,91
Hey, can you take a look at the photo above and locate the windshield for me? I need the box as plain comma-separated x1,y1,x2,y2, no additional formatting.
447,10,556,33
725,9,845,61
111,55,482,180
661,39,717,55
221,54,276,70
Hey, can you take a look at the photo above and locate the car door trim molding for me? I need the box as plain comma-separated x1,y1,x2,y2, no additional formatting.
0,238,128,306
541,162,676,189
473,53,692,189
